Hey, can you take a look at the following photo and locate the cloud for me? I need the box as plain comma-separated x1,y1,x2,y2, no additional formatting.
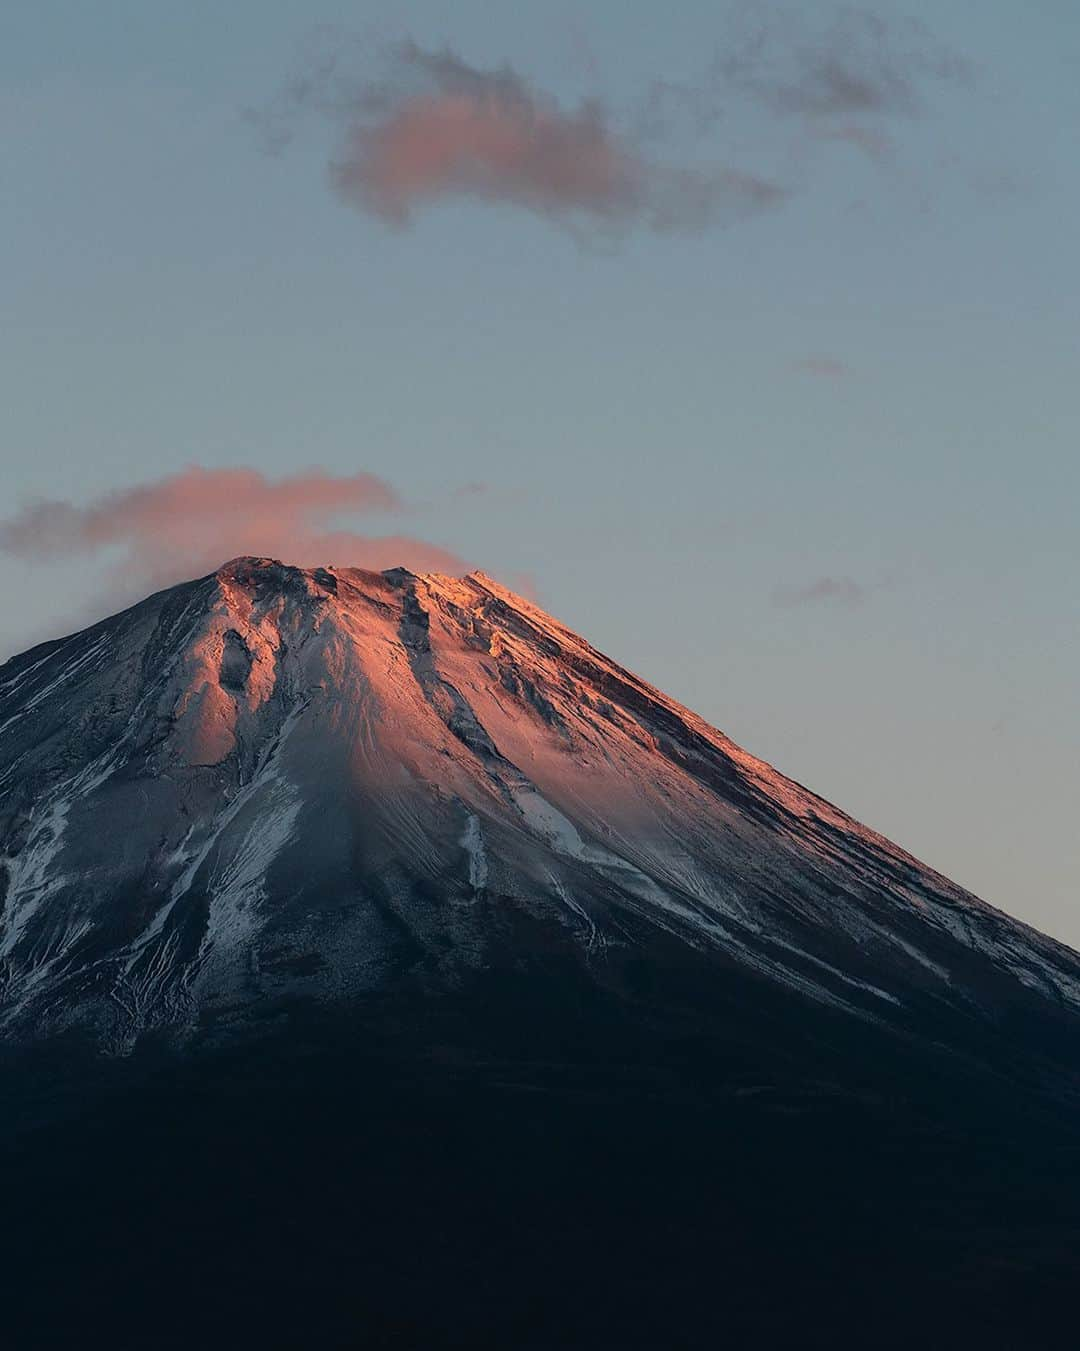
255,36,784,239
709,7,970,120
792,355,852,379
0,467,470,600
254,12,972,239
812,122,894,161
773,576,868,608
637,7,967,171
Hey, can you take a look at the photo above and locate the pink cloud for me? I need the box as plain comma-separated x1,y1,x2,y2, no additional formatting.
0,466,470,597
336,90,641,226
261,39,783,237
256,17,972,240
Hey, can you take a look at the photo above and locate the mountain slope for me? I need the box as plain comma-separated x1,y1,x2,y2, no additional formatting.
2,557,1080,1348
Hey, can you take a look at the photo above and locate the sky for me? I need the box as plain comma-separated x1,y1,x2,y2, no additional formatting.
2,1,1077,943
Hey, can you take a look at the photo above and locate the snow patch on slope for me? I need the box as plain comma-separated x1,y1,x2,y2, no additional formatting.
0,751,117,961
0,634,112,739
460,813,488,892
200,773,303,957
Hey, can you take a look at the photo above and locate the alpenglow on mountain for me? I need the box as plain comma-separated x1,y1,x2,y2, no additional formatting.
2,555,1076,1047
3,557,1080,1347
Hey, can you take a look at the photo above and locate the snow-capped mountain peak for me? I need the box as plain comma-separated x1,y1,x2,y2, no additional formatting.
1,556,1077,1057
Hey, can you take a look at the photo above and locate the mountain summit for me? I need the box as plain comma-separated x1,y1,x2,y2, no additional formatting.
3,558,1080,1346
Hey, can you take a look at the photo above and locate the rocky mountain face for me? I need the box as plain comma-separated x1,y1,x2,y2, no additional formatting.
2,557,1080,1348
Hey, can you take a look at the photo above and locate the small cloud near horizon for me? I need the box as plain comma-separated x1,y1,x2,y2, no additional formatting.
0,466,472,618
773,576,868,608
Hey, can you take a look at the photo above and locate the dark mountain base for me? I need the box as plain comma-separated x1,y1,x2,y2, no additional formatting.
5,960,1080,1349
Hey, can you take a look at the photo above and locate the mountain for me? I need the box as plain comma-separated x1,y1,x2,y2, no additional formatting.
2,557,1080,1348
3,555,1076,1049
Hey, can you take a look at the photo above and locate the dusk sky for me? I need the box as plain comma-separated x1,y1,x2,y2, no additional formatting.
2,2,1077,941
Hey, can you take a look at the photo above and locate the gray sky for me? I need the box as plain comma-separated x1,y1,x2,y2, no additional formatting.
2,1,1078,943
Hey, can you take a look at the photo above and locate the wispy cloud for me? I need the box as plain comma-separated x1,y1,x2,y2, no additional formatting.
792,355,852,379
0,466,470,602
706,7,970,120
773,576,868,608
811,122,894,161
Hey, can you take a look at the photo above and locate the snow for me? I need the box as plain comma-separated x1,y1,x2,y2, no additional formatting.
169,701,309,962
200,772,303,955
0,633,111,738
513,787,670,901
549,873,603,954
0,749,118,962
460,813,488,891
0,795,73,962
